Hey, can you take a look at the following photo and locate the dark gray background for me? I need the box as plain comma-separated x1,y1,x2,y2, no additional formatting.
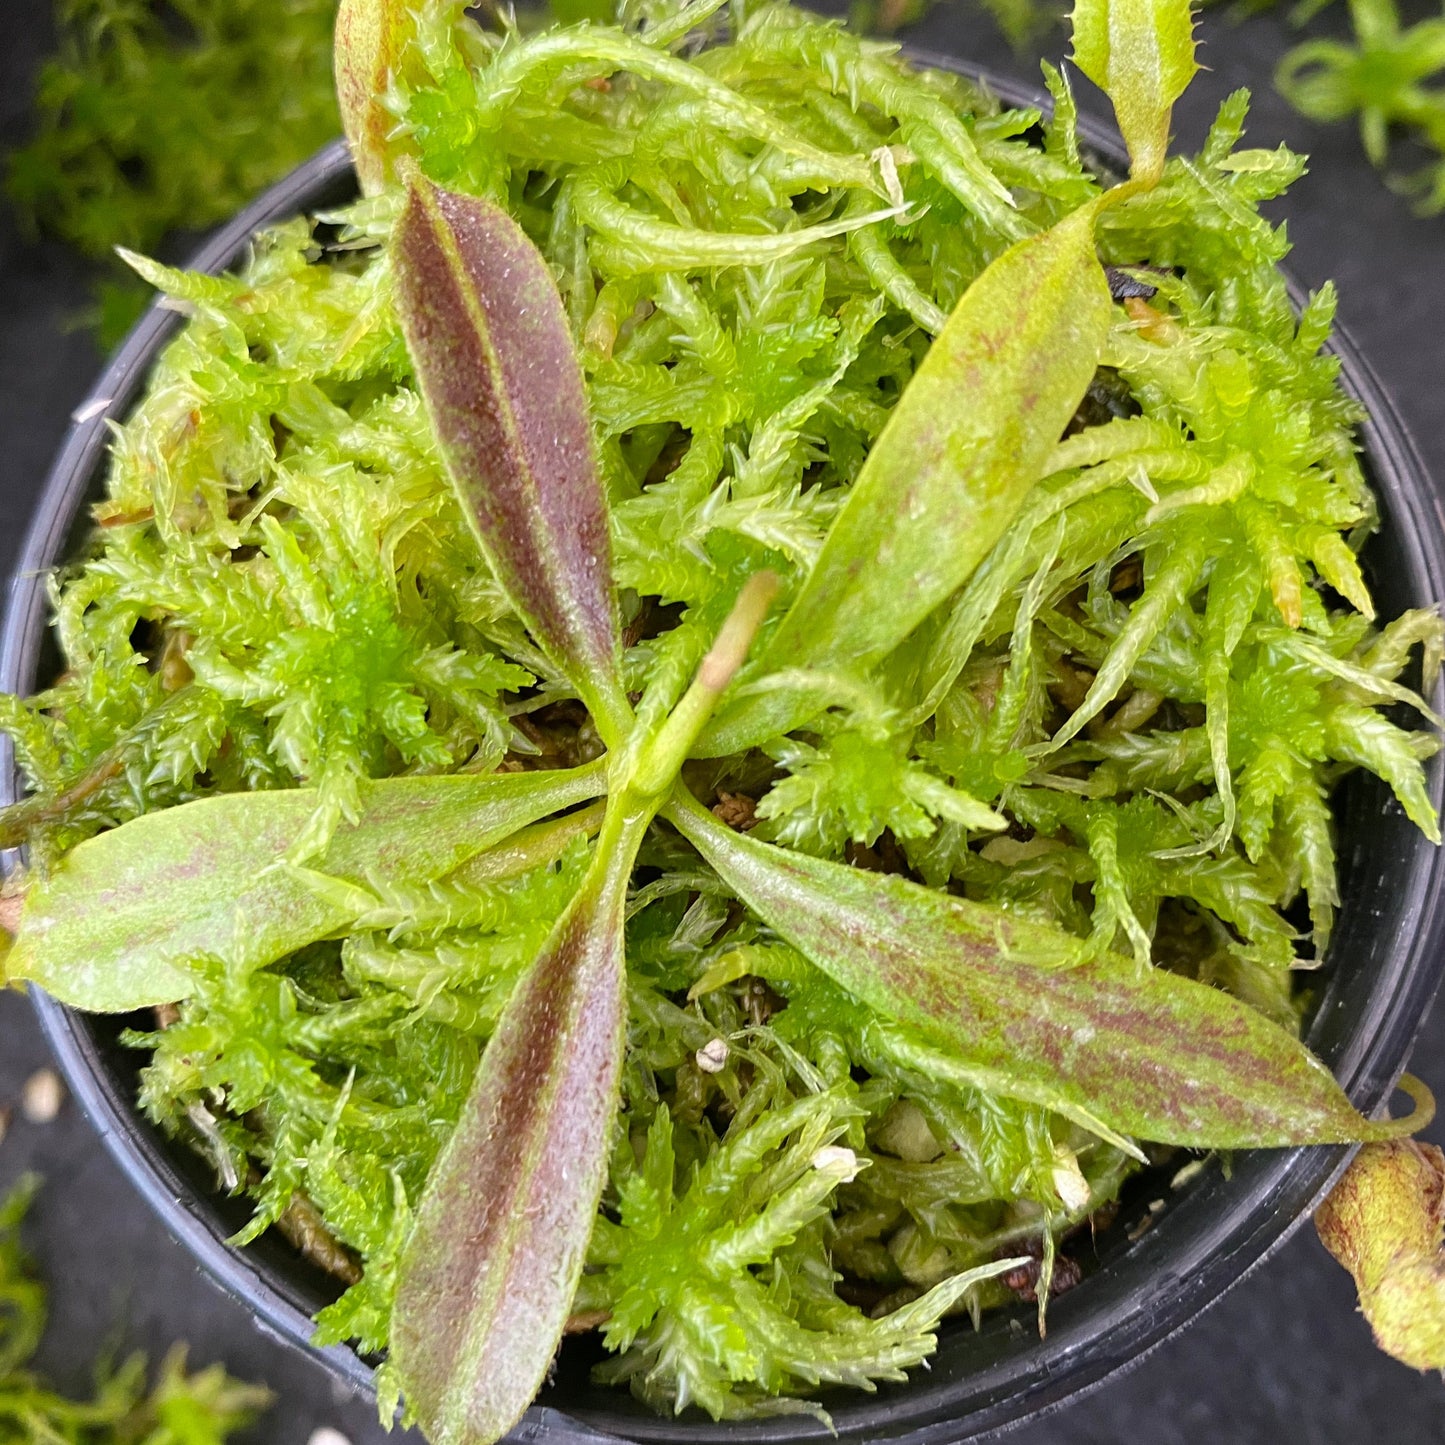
2,3,1444,1442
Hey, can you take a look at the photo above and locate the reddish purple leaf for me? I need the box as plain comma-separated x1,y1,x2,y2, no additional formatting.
393,176,630,744
390,834,631,1445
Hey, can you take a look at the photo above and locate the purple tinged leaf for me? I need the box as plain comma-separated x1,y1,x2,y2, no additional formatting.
668,792,1417,1149
392,177,631,745
4,764,604,1011
390,819,635,1445
389,581,783,1443
243,586,770,1445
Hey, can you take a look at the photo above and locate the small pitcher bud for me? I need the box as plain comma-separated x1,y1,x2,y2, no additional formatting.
334,0,417,194
1317,1138,1445,1370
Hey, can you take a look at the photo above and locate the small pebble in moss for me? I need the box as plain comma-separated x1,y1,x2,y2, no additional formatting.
21,1069,64,1125
695,1038,729,1074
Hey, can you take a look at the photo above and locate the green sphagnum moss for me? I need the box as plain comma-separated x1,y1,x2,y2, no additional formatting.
1,0,1440,1436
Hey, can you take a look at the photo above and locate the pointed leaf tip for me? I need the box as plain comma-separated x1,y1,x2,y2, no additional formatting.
393,176,630,745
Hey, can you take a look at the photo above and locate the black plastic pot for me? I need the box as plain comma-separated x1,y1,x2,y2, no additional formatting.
5,57,1445,1445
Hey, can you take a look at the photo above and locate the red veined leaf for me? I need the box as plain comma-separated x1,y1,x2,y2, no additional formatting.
668,791,1423,1149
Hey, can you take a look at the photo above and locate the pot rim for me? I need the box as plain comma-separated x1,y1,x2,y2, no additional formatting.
4,55,1444,1445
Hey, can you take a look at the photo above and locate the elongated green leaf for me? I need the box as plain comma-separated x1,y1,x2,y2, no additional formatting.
335,0,417,194
391,814,636,1445
4,764,604,1011
450,800,606,886
393,177,632,746
697,202,1113,756
668,791,1408,1149
1071,0,1199,186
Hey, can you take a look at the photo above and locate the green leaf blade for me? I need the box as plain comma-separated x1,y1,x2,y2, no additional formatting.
393,177,630,744
5,765,604,1011
669,793,1387,1149
1071,0,1199,185
699,203,1113,756
391,839,631,1445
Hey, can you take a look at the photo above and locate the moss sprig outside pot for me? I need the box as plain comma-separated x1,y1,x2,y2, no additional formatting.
3,0,1445,1440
